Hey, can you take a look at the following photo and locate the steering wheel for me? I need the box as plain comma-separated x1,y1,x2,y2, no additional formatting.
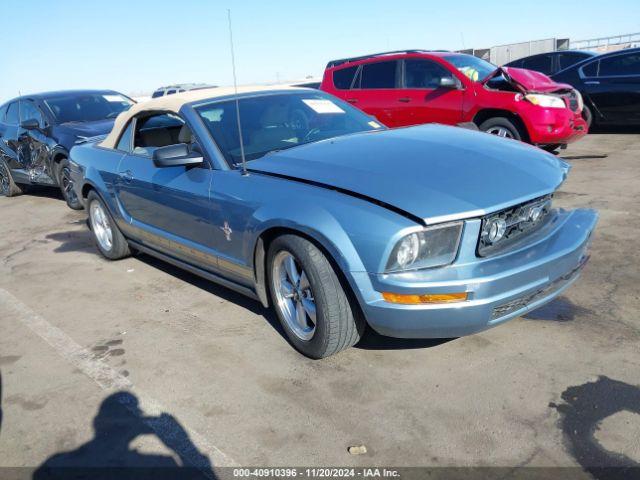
302,127,321,143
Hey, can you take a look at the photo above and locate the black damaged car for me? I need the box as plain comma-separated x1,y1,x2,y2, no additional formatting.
0,90,134,208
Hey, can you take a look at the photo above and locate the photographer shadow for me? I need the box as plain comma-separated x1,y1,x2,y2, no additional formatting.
33,391,216,480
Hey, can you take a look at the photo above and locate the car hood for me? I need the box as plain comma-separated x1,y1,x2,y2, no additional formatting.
248,125,569,224
56,118,116,138
488,67,574,93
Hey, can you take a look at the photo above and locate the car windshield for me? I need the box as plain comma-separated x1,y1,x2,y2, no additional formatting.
45,93,134,123
443,54,497,82
196,92,385,165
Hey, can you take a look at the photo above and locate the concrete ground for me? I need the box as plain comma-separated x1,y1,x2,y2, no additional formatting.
0,133,639,477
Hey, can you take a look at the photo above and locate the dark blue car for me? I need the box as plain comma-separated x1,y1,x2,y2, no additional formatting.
69,86,598,358
0,90,134,208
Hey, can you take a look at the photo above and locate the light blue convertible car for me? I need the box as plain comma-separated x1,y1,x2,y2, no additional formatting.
69,86,597,358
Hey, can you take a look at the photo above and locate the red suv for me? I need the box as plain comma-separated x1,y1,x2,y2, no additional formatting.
321,50,587,150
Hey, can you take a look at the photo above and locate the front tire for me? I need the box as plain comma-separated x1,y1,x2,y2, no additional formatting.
267,235,363,359
56,158,83,210
87,191,130,260
0,159,24,197
479,117,522,141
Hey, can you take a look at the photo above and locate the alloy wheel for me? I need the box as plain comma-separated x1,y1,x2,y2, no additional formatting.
486,126,514,139
272,251,317,341
89,201,114,252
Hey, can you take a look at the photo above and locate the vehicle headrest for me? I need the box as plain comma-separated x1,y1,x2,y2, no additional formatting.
178,124,193,143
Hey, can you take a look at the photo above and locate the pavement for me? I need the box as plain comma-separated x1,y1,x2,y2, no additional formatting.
0,133,639,477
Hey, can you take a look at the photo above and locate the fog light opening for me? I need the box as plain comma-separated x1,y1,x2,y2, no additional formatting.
382,292,468,305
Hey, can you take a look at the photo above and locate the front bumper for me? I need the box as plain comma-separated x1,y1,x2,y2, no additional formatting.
524,107,588,145
357,208,598,338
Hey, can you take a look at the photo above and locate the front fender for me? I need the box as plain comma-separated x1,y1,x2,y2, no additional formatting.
240,182,417,309
250,203,368,275
247,203,374,310
70,143,124,219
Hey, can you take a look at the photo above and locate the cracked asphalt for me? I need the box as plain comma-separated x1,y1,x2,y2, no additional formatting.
0,133,639,475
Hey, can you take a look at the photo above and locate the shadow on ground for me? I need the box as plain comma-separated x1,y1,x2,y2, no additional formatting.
356,328,454,350
33,391,216,480
589,125,640,135
45,230,95,254
20,185,65,201
44,224,462,355
561,154,609,161
550,376,640,480
138,254,455,353
135,253,288,338
524,296,593,322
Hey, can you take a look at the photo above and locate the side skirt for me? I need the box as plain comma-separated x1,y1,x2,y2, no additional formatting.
127,240,261,303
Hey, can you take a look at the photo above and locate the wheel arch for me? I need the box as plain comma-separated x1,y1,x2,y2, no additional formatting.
252,225,368,326
51,147,69,183
81,181,97,201
472,108,530,143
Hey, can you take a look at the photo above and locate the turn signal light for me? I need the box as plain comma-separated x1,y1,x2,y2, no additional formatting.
382,292,468,305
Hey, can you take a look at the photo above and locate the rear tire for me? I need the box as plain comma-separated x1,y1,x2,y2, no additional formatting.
479,117,522,141
87,191,130,260
267,234,364,359
56,158,83,210
0,159,23,197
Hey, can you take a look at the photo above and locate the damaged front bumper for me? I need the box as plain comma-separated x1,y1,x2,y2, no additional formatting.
523,106,588,145
355,208,598,338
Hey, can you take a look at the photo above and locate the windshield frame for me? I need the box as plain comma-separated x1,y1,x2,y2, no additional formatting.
191,90,386,170
43,92,135,124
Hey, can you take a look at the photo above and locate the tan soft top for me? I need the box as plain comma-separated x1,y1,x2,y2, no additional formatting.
100,85,305,149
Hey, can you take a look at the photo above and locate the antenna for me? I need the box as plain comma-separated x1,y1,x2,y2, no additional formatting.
227,9,248,176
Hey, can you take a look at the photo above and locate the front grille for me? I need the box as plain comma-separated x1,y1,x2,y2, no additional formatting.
477,195,553,257
491,253,588,319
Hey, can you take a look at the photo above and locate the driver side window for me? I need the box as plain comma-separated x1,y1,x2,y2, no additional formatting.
132,113,197,158
404,59,454,88
20,100,45,127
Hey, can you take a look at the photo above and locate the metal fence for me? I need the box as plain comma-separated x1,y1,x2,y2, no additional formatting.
489,38,567,65
570,32,640,51
459,33,639,65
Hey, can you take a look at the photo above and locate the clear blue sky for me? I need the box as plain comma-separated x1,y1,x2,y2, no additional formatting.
2,0,639,102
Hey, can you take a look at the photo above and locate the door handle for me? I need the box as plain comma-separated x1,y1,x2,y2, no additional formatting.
584,81,600,85
120,170,133,183
346,98,358,104
398,97,411,103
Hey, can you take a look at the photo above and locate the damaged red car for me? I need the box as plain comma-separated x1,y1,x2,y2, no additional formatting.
321,51,587,151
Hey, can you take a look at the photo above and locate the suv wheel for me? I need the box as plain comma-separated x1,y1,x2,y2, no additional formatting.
479,117,522,141
267,235,364,359
0,159,23,197
56,158,82,210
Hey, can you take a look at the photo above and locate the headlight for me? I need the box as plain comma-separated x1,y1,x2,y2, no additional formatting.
574,90,584,112
524,94,566,109
386,222,463,272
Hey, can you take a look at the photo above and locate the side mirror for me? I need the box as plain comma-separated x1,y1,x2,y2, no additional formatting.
439,77,460,89
20,118,40,130
152,144,204,168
